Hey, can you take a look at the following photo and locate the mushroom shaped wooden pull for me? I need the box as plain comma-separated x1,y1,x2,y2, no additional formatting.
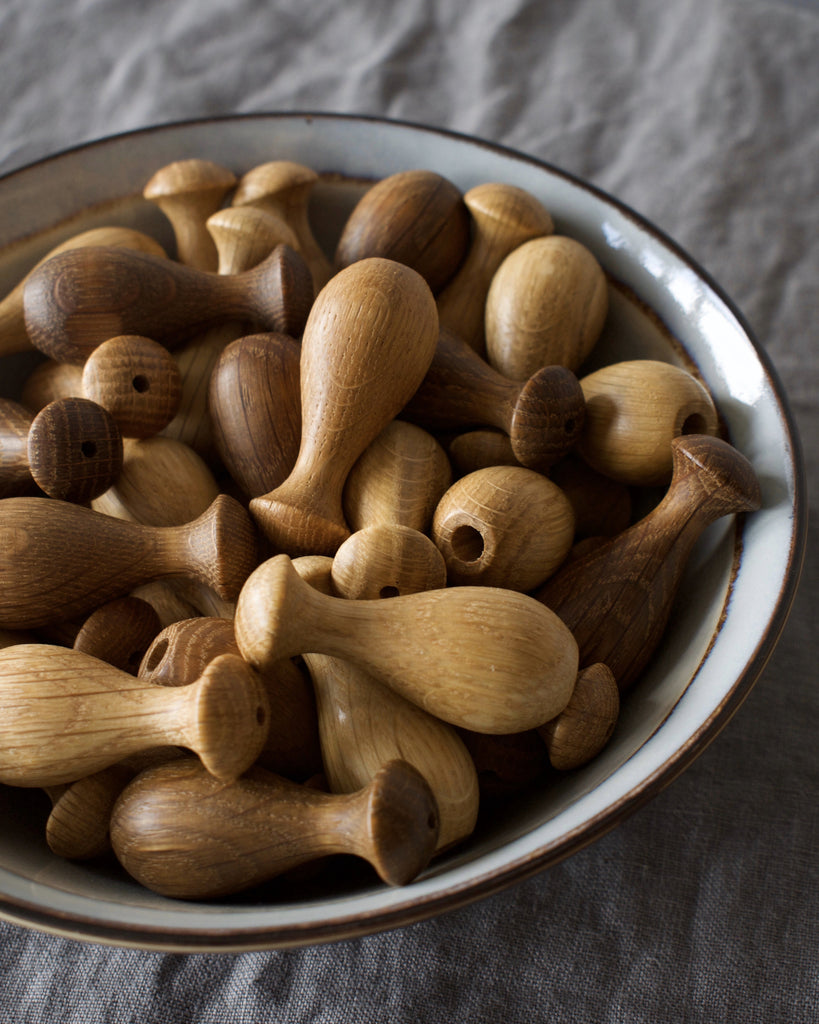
576,359,719,486
249,258,439,556
110,756,439,898
403,327,586,473
335,169,470,293
0,645,269,787
485,235,609,378
0,493,257,629
23,243,313,364
536,434,762,690
235,553,578,734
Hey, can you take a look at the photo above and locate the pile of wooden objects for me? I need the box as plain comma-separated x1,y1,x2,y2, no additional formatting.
0,160,761,900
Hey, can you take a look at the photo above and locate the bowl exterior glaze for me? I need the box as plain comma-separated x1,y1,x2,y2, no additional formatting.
0,114,806,951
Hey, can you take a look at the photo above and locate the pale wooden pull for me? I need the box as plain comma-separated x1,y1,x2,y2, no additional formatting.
110,757,439,898
234,553,579,734
0,645,269,787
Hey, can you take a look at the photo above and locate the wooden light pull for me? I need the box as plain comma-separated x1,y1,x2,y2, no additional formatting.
73,596,162,673
343,419,452,535
436,182,554,355
44,762,136,860
208,332,302,498
207,205,300,275
0,226,166,359
538,663,620,770
110,757,439,898
23,243,313,365
0,493,257,629
431,465,576,591
139,616,323,782
536,434,762,689
234,553,579,734
331,523,448,600
26,397,123,504
403,327,586,472
485,235,609,378
0,399,35,498
577,359,720,486
232,160,333,293
143,158,237,271
0,645,269,787
335,169,470,293
250,258,440,556
82,335,183,438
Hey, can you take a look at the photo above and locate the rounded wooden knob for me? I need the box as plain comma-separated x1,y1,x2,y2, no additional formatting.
485,235,609,378
110,756,439,898
208,332,302,498
206,205,300,275
332,523,448,600
0,644,270,787
139,616,322,782
249,258,439,556
343,420,452,534
432,465,576,590
73,596,162,673
335,169,470,293
436,182,554,354
577,359,719,486
82,335,182,438
27,397,123,503
538,663,620,770
235,553,578,734
143,158,237,271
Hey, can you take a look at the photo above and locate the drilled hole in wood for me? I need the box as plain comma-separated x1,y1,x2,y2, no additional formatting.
564,417,576,434
681,412,709,434
380,585,400,599
132,375,150,393
80,440,97,458
256,706,266,726
450,524,484,563
143,638,168,673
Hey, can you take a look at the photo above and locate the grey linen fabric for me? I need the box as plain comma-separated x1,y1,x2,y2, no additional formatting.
0,0,817,1019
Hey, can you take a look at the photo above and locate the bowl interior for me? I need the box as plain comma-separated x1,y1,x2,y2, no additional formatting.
0,114,803,951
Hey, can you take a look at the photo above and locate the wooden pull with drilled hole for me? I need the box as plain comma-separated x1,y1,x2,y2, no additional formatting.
335,170,470,293
233,160,333,293
332,523,448,600
250,258,439,556
538,663,620,770
235,553,578,733
82,335,182,438
343,420,452,534
26,397,123,503
436,183,554,354
536,434,762,689
143,158,237,271
0,493,257,629
73,596,162,673
0,645,269,787
485,235,609,378
23,244,313,365
208,332,302,498
0,399,35,497
403,327,585,472
139,616,322,781
110,756,438,898
432,465,576,591
294,555,477,851
577,359,719,486
0,226,166,358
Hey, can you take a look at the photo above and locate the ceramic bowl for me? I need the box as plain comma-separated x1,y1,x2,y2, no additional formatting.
0,113,805,951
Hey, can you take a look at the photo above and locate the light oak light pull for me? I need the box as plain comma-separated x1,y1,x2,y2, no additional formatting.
235,554,578,733
110,756,439,898
250,258,439,556
0,645,269,787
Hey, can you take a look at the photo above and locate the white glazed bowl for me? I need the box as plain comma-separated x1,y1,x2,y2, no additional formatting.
0,114,806,950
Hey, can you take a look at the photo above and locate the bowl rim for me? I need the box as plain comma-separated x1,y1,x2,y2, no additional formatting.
0,111,808,952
